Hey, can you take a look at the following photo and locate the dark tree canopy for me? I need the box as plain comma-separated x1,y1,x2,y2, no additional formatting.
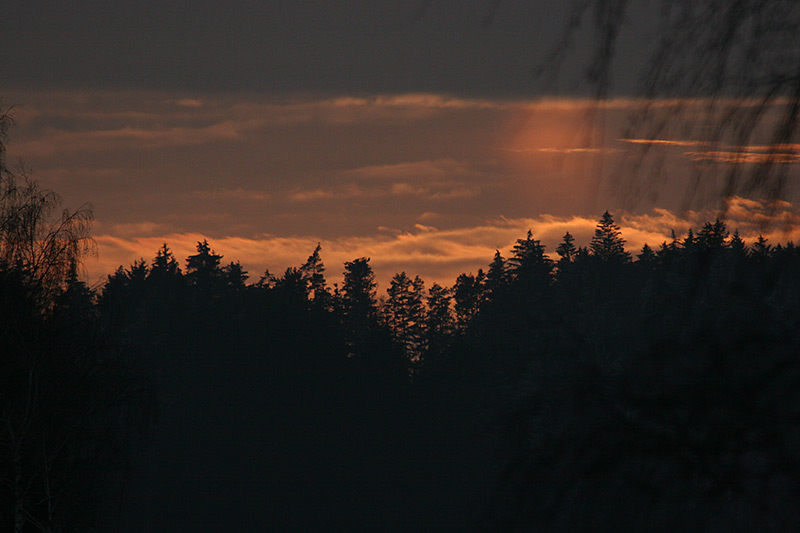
150,242,181,278
508,230,553,284
185,239,223,289
301,243,331,308
453,270,484,328
590,211,630,262
556,231,577,267
484,250,507,299
385,272,427,363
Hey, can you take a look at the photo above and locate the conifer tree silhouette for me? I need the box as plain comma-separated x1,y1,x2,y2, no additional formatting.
426,283,453,338
453,271,484,328
729,230,747,257
636,243,656,265
589,211,630,262
750,235,772,261
185,239,224,291
484,250,507,300
508,230,553,290
341,257,378,356
555,231,577,268
696,219,728,250
150,243,181,278
223,261,249,291
301,243,331,308
385,272,427,362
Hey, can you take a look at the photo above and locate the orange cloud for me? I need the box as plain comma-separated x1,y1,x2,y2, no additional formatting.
724,196,800,231
684,150,799,164
528,147,623,155
343,158,477,181
288,180,480,203
288,184,367,202
191,188,271,201
622,139,712,148
108,222,171,237
620,139,798,164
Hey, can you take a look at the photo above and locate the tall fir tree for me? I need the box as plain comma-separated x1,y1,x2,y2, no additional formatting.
301,243,331,308
508,230,553,287
485,250,508,299
223,261,249,291
682,228,697,252
150,243,181,278
453,271,484,329
697,219,728,250
341,257,378,355
728,230,747,258
425,282,453,353
185,239,224,290
751,235,772,261
556,231,577,266
637,244,656,265
385,272,426,363
590,211,630,263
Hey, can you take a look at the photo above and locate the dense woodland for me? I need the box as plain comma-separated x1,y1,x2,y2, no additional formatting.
2,1,798,528
3,152,800,529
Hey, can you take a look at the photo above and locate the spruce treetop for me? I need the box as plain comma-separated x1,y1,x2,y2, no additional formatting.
590,211,630,262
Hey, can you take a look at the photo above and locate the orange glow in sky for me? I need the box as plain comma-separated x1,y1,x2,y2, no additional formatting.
3,91,798,289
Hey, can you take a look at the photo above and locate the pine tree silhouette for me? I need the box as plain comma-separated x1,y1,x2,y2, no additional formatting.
589,211,630,262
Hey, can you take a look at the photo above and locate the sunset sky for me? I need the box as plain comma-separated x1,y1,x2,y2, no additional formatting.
3,1,798,288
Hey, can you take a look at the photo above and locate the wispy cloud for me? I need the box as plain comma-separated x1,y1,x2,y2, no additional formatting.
344,158,478,181
191,188,271,201
504,147,624,155
329,94,514,111
14,122,242,157
171,98,205,108
108,222,171,237
288,184,366,202
621,139,712,148
429,187,481,199
621,139,799,164
288,180,480,203
684,150,799,164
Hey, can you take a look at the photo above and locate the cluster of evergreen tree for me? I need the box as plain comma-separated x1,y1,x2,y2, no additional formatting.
88,210,800,530
5,154,800,530
452,214,800,531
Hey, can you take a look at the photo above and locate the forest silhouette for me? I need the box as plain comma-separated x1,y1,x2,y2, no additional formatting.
2,0,798,529
4,127,800,529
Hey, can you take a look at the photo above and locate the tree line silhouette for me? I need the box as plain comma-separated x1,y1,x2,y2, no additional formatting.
3,109,800,528
6,189,800,529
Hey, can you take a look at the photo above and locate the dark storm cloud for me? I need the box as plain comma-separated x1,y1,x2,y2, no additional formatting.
3,1,650,97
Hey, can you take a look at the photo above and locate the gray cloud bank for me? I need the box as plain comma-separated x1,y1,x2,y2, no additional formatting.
3,1,652,97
